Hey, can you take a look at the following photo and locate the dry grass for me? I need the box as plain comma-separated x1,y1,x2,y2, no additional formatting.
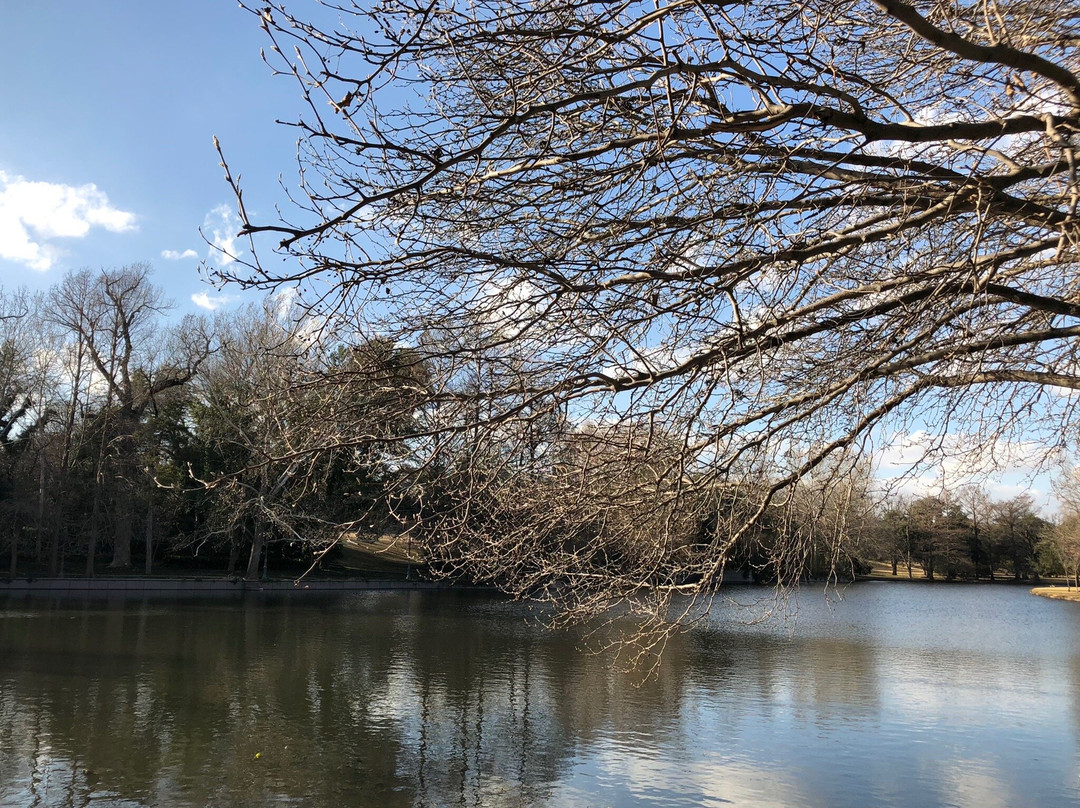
1031,587,1080,603
329,530,422,577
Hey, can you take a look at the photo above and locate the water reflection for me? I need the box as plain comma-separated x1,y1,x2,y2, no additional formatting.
0,585,1078,807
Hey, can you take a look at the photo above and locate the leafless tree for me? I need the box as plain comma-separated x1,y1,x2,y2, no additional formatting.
1048,513,1080,587
988,493,1045,579
780,452,876,582
957,484,996,578
191,303,321,578
213,0,1079,628
48,265,211,569
0,289,43,575
191,300,428,578
1051,464,1080,586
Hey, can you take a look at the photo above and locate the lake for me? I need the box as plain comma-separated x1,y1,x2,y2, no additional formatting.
1,583,1078,807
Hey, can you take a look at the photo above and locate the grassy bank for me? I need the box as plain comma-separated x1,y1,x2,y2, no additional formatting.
861,561,1062,585
1031,587,1080,604
5,533,421,584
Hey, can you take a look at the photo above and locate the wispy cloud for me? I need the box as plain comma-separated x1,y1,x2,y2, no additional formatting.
873,429,1056,511
203,204,242,267
875,430,1050,479
273,285,298,318
0,171,136,271
162,248,198,261
191,291,237,311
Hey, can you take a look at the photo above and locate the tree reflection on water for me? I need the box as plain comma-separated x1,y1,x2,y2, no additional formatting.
0,586,1077,808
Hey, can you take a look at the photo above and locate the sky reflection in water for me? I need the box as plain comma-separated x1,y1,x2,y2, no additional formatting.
0,583,1078,808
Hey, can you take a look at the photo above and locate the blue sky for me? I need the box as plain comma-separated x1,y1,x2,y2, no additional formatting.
0,1,301,311
0,2,1063,512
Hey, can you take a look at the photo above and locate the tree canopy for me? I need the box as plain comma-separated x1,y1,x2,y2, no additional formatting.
215,0,1080,623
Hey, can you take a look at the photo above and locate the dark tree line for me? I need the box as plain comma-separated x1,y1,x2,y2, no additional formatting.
0,265,427,579
872,490,1054,582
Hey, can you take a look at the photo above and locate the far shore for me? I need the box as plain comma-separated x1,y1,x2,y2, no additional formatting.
1031,586,1080,604
0,576,480,594
862,562,1065,587
1,572,1068,596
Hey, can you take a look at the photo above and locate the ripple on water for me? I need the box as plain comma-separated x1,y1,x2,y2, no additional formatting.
1,584,1079,808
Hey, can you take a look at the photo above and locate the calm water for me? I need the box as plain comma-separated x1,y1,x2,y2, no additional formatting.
1,583,1079,807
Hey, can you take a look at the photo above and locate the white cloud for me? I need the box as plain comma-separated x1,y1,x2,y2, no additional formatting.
875,430,1050,480
273,286,299,318
161,248,198,261
0,171,136,271
473,274,544,339
203,204,242,267
872,429,1057,510
564,750,807,808
987,480,1047,503
600,342,695,380
190,291,237,311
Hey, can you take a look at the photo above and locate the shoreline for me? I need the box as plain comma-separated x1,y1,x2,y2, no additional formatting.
1031,586,1080,604
0,576,477,594
0,574,1058,593
857,574,1053,585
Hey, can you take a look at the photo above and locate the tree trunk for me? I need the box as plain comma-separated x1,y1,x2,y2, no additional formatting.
144,498,153,576
48,522,59,577
109,484,133,569
905,526,912,579
8,527,16,577
36,452,45,566
86,484,100,578
227,537,240,576
245,520,264,580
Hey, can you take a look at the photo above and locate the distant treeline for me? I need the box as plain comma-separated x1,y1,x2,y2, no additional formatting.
0,264,429,579
0,265,1073,586
870,491,1061,583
